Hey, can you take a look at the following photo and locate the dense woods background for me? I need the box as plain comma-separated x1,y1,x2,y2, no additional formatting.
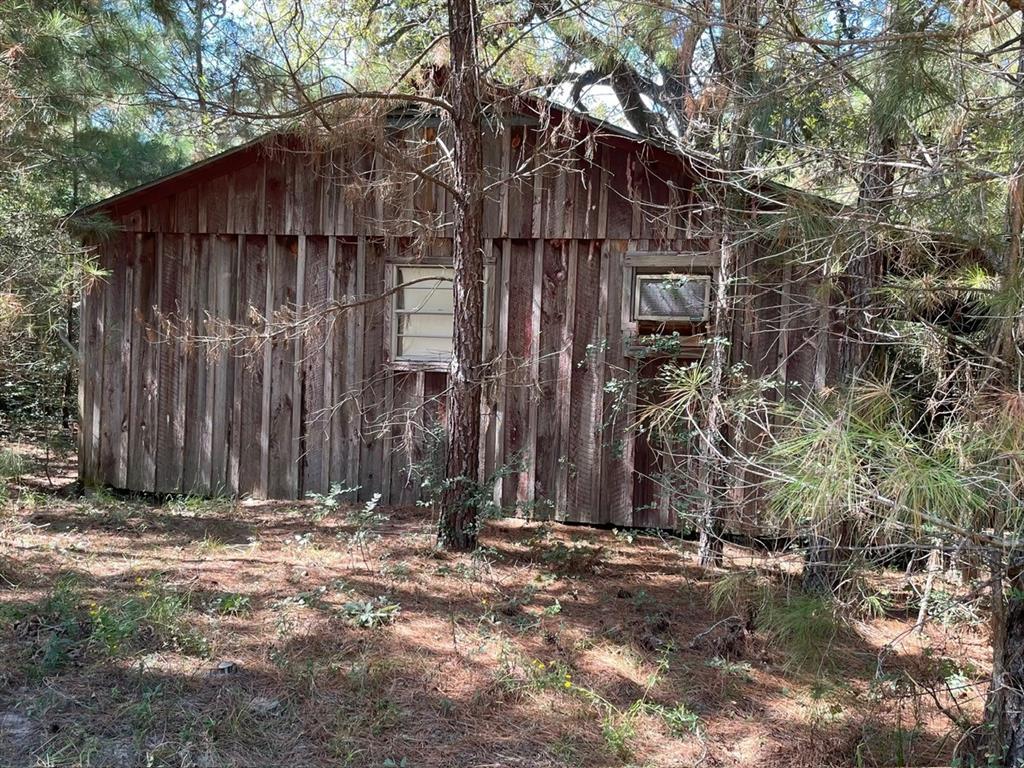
8,0,1024,764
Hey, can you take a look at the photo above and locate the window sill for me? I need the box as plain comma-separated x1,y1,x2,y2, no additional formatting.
387,359,451,373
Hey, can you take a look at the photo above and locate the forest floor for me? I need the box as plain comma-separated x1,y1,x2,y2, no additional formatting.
0,442,993,768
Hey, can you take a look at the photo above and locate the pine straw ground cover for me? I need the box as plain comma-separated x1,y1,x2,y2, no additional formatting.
0,444,991,767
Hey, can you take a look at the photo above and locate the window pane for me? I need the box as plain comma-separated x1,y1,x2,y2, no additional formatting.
397,334,453,359
636,275,708,319
396,266,454,359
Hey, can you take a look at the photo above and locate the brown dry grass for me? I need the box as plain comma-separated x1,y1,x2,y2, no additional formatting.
0,443,991,767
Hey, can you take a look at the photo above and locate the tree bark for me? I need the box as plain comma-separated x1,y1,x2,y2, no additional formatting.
693,0,758,569
697,230,730,569
802,522,854,595
993,592,1024,767
984,9,1024,761
436,0,485,551
914,538,942,634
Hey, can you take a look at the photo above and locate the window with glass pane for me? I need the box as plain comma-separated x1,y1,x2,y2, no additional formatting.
394,266,454,360
633,273,710,321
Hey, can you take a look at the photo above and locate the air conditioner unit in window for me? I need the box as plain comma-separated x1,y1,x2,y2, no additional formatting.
632,273,711,322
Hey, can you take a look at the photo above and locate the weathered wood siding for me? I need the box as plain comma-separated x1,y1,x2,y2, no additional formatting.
80,120,818,527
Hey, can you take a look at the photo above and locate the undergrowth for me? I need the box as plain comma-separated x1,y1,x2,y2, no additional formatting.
1,573,208,672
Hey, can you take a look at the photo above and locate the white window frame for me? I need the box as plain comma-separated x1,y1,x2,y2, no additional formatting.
391,264,456,363
631,272,712,322
388,262,493,367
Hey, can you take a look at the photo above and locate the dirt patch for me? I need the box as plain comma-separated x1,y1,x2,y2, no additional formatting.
0,445,991,767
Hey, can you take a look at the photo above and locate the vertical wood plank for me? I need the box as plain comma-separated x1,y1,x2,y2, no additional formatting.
328,238,359,493
98,236,128,487
208,235,234,494
299,236,330,496
155,233,185,493
555,240,578,520
226,236,245,494
129,234,159,491
238,235,268,496
525,239,543,509
181,234,207,494
535,240,568,516
358,238,387,498
600,239,634,527
267,235,299,498
491,239,512,507
116,245,134,488
501,240,536,512
79,245,105,485
566,241,606,522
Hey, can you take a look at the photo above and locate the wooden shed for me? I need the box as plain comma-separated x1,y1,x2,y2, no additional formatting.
77,101,823,528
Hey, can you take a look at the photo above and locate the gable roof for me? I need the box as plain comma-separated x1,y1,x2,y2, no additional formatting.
75,92,728,219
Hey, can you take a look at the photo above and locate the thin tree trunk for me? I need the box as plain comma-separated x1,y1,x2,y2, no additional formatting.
803,40,897,597
693,0,758,569
803,530,842,595
985,9,1024,762
696,229,731,569
995,591,1024,767
914,538,942,634
436,0,484,551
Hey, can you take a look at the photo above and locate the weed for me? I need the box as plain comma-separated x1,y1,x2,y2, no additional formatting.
612,527,636,545
306,482,360,522
759,593,841,669
542,598,562,616
12,574,208,671
630,589,654,609
709,570,771,617
601,711,635,760
524,658,575,692
539,541,605,575
548,735,581,763
341,596,401,628
166,494,230,516
647,702,701,736
208,592,252,616
807,678,847,727
707,656,754,682
0,447,26,480
337,493,387,569
89,578,209,656
711,572,846,669
380,561,412,582
196,533,226,553
927,587,986,627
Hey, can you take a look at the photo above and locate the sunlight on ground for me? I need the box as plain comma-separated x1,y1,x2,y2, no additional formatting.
0,445,991,767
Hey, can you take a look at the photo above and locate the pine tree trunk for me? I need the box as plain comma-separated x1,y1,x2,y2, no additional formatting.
803,93,896,597
802,521,853,595
914,538,942,633
837,127,895,382
696,231,730,569
985,10,1024,760
691,0,759,569
436,0,484,551
996,595,1024,767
